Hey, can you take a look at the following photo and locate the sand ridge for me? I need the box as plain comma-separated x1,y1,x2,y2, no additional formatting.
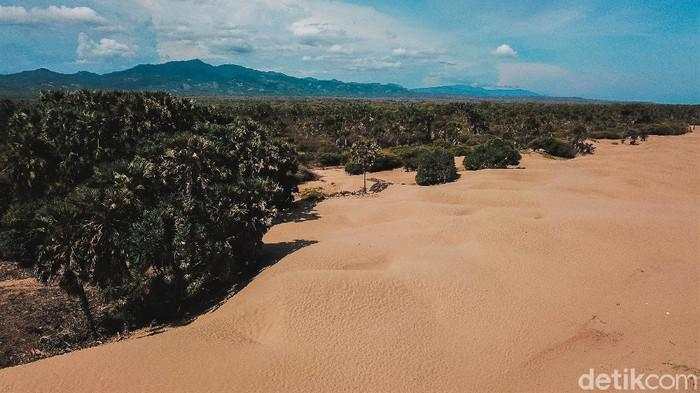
1,131,698,392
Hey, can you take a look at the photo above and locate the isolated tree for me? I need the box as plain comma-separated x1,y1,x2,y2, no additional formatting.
348,138,380,192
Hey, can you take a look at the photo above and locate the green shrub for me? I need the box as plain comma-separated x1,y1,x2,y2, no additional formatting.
0,201,44,265
391,144,468,172
416,148,458,186
448,144,472,157
643,123,687,136
344,161,365,175
464,138,521,170
370,151,403,172
345,150,401,174
532,137,577,158
0,99,17,139
390,145,429,171
318,152,344,166
589,129,624,140
215,100,696,158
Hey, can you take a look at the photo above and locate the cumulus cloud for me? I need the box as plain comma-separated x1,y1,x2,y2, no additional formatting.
133,0,445,71
392,47,444,58
0,5,107,25
77,32,136,63
492,44,517,58
327,44,353,54
290,20,348,46
344,58,401,71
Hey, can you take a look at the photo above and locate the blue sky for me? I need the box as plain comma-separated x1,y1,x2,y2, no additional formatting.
0,0,697,103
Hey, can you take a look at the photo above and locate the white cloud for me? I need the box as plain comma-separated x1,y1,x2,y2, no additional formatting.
328,44,353,54
492,44,517,58
290,19,348,45
77,33,136,63
0,5,107,25
392,47,444,58
344,58,401,71
133,0,446,70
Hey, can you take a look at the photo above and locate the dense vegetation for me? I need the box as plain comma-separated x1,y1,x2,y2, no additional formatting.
465,138,522,170
206,99,697,164
0,91,298,333
415,148,459,186
0,91,697,344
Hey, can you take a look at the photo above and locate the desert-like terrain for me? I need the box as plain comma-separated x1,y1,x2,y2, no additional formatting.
1,131,698,392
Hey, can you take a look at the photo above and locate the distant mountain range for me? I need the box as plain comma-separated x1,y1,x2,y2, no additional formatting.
0,59,545,99
412,84,542,98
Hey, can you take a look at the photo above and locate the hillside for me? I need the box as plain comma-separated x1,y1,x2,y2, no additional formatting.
0,59,542,99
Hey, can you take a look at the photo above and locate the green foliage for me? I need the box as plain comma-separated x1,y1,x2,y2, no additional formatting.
1,90,205,199
448,144,472,157
390,143,469,172
531,125,594,157
371,151,403,172
415,148,459,186
0,90,298,326
642,123,686,136
318,152,344,167
341,162,360,175
532,137,577,158
213,100,696,156
589,129,624,140
0,201,44,265
0,99,17,137
464,138,521,170
390,145,429,171
204,100,697,168
344,150,401,174
345,138,380,175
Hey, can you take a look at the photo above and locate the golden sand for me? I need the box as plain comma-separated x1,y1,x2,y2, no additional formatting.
1,130,698,392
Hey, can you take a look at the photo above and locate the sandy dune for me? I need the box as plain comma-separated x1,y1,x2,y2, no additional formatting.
1,131,698,392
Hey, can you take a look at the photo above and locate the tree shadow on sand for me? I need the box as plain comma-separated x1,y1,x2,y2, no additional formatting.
140,201,320,337
274,198,321,223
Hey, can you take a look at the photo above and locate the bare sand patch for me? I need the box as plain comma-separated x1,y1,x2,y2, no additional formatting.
1,131,698,392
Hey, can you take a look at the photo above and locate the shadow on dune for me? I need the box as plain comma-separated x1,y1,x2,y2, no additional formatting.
275,198,322,223
141,202,320,337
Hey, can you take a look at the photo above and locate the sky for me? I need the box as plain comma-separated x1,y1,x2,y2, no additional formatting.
0,0,698,103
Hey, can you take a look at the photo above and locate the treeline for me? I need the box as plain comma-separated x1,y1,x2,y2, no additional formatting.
0,91,299,333
207,99,698,163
